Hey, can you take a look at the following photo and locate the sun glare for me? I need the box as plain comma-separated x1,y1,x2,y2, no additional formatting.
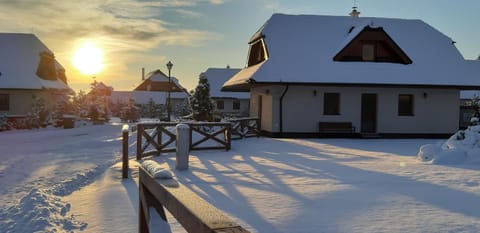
72,42,104,75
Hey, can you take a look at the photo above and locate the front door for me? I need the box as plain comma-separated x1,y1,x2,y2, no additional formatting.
361,94,377,133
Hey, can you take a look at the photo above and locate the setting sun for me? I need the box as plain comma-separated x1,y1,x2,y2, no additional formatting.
72,42,104,75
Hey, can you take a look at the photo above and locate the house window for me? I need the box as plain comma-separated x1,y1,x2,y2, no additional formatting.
324,93,340,115
233,100,240,110
362,44,375,61
247,39,268,67
217,100,224,110
398,94,414,116
0,94,9,111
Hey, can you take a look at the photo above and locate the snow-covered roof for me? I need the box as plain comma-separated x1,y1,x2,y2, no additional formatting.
200,68,248,99
134,69,187,92
224,14,480,90
110,90,188,105
0,33,71,91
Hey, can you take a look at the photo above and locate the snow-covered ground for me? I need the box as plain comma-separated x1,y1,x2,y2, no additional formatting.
2,120,480,232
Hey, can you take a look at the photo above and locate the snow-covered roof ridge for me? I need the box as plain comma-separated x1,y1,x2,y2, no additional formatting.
200,67,249,99
224,13,480,90
0,33,71,91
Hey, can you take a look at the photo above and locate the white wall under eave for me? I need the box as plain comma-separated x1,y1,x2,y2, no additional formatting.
377,88,459,134
251,86,285,132
256,85,459,135
1,90,59,115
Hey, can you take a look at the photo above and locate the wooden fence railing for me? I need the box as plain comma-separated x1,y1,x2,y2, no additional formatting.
229,118,260,140
139,167,250,233
122,124,129,178
136,122,232,160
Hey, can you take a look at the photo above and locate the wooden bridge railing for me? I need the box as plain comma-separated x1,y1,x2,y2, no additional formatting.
228,117,260,140
139,167,250,233
136,122,232,160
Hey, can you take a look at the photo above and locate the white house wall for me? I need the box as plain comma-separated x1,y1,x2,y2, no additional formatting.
215,98,249,116
253,86,459,135
250,91,274,132
1,90,59,115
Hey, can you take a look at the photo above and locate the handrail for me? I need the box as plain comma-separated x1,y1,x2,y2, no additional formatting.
138,167,250,233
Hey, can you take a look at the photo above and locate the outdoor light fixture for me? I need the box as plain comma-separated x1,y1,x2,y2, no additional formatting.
423,92,428,99
313,90,317,96
166,61,173,121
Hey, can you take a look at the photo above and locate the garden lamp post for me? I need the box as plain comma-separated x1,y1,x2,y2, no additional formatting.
166,61,173,121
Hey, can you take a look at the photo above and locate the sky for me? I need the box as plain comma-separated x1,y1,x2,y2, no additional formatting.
1,0,479,92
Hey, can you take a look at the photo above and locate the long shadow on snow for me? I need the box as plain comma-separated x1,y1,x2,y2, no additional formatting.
174,137,480,232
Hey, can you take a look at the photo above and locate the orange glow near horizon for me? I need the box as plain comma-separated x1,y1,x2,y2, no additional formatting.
72,41,104,76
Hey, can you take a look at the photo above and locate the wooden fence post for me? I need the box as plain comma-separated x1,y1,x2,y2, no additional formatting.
122,124,129,179
136,124,142,160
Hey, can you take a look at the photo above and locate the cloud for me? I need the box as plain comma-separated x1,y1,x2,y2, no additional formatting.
0,0,215,52
209,0,226,4
0,0,223,90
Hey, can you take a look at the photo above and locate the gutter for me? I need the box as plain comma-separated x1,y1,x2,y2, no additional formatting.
279,84,289,134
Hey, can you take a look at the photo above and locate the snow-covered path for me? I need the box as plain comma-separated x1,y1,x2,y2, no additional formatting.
0,124,125,232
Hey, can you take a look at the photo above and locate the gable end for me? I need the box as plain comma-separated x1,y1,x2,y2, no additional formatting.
333,26,412,65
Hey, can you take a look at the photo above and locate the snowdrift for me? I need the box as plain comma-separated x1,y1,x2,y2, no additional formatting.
418,125,480,164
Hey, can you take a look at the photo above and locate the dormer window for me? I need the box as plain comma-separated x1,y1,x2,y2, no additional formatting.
247,38,268,67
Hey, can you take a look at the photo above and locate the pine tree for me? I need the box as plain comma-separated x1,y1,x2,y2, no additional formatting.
471,94,480,117
189,75,214,121
30,96,48,128
73,90,89,118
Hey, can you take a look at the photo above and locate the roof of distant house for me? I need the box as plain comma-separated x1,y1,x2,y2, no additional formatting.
134,69,187,93
0,33,71,91
200,67,248,99
223,14,480,91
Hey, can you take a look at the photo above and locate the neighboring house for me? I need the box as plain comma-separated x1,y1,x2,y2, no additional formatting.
223,13,480,137
109,69,189,117
200,67,249,117
0,33,72,116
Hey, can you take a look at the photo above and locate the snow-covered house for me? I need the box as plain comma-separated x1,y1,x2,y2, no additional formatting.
0,33,72,116
223,13,480,137
109,69,189,117
200,67,249,117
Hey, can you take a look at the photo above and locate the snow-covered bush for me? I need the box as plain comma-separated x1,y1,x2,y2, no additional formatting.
471,117,479,126
418,126,480,164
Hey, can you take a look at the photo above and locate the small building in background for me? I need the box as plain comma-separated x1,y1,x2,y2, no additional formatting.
200,67,249,118
110,69,189,119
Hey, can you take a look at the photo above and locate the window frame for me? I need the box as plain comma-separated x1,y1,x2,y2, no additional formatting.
362,44,375,61
398,94,414,116
233,100,241,110
323,93,340,115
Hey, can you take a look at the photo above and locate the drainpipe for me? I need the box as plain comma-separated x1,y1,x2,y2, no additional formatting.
279,84,289,135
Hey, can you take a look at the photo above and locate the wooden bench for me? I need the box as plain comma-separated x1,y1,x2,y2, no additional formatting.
319,122,355,134
139,167,250,233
